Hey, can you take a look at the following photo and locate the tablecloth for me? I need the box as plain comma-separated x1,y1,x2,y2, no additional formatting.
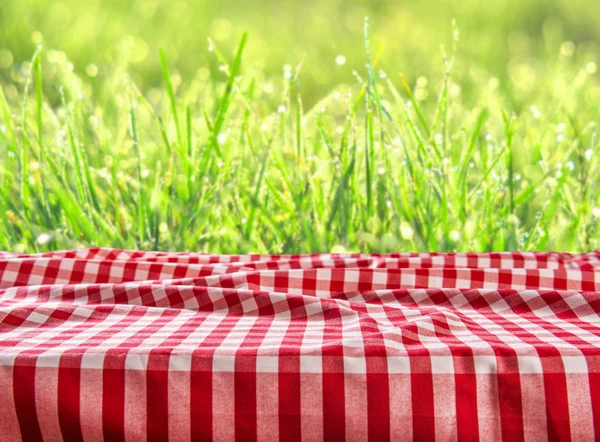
1,248,600,441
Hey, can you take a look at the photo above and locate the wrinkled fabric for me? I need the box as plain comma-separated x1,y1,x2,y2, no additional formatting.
1,248,600,441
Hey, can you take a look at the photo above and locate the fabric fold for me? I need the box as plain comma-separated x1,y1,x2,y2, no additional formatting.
1,248,599,441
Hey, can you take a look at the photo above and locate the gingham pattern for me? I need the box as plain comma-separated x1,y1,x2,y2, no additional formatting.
1,248,600,441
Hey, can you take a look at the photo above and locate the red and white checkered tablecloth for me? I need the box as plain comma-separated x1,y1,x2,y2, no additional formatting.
1,248,600,441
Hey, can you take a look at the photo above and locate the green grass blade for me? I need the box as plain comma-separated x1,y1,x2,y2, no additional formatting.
211,32,248,158
159,48,183,149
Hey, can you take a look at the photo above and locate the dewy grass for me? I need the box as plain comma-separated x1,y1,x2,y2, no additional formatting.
0,16,599,254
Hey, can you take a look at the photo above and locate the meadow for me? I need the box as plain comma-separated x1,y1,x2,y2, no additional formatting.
1,0,599,253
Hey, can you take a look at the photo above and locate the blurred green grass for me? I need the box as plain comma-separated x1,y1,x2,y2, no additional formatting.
2,0,600,105
0,0,599,253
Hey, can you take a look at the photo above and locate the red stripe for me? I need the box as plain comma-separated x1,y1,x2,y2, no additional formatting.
322,371,346,441
235,368,258,441
497,372,525,442
278,298,306,442
367,371,390,441
322,295,346,441
102,358,126,442
455,372,479,439
190,357,213,441
69,259,87,284
278,368,301,442
234,300,275,441
544,372,571,441
406,327,435,442
146,364,170,441
15,260,34,286
13,362,43,442
0,257,7,281
410,372,435,441
58,356,84,442
363,319,390,442
589,372,600,439
41,259,60,284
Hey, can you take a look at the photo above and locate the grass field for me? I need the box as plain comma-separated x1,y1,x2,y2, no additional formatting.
1,0,599,253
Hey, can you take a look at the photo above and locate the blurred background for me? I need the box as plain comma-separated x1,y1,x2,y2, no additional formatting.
1,0,600,253
1,0,599,108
